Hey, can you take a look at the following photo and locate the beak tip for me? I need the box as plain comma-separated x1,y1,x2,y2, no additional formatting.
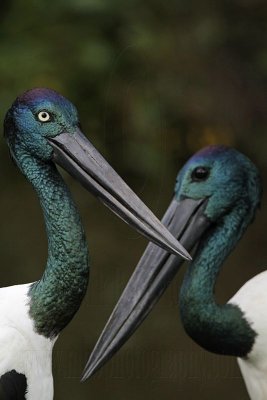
81,360,99,382
80,369,91,382
171,239,191,260
178,247,192,261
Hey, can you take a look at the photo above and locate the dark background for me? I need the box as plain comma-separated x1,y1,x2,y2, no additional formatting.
0,1,266,398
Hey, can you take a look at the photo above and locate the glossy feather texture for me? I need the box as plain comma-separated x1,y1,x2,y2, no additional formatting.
2,89,89,399
177,145,263,399
3,87,189,399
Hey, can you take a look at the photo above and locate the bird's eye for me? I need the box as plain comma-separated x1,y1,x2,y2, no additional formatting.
191,166,210,182
37,111,51,122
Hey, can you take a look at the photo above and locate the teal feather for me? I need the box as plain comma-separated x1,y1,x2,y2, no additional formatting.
178,145,261,357
4,89,89,338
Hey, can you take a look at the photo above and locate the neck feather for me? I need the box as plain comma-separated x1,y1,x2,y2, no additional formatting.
15,150,89,338
179,204,256,357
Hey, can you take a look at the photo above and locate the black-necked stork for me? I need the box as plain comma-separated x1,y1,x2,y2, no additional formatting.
1,88,190,399
84,145,264,399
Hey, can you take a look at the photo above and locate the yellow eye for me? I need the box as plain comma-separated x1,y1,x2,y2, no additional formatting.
37,111,51,122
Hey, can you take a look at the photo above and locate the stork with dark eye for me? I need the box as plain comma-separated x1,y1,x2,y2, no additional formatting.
85,145,264,400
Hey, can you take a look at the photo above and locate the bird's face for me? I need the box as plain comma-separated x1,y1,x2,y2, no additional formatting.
4,88,79,161
174,145,261,222
82,145,262,380
4,88,190,261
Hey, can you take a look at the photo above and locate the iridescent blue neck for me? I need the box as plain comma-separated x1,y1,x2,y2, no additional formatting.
14,148,89,338
179,203,256,357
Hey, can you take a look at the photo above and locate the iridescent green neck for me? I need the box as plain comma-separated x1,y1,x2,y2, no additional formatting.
16,150,89,338
179,204,256,357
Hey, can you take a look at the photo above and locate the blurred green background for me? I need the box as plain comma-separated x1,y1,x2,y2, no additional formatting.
0,0,267,398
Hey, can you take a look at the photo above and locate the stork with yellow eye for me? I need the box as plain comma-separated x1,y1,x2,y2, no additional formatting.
1,88,190,399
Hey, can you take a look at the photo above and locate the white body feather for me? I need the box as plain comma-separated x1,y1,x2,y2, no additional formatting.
0,283,56,399
229,270,267,400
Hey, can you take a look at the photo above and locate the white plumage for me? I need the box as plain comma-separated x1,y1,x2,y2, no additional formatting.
0,284,55,399
230,271,267,399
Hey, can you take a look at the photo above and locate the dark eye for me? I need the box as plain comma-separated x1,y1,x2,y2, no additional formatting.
37,111,51,122
191,166,210,182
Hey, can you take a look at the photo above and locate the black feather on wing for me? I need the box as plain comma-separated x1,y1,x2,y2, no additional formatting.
0,370,27,399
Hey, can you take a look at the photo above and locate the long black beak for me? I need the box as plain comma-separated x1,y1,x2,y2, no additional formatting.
48,130,191,259
82,197,212,380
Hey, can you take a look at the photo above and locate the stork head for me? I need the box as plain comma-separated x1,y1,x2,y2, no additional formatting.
4,88,79,161
174,145,261,223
